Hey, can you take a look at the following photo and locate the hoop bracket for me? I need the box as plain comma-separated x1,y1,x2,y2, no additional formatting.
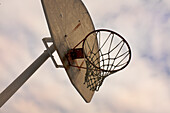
68,48,84,60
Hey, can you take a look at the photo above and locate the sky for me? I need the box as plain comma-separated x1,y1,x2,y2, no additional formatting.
0,0,170,113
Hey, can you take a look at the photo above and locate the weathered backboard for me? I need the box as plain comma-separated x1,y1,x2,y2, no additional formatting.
41,0,96,102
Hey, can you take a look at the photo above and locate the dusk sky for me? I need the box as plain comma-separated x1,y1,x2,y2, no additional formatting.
1,0,170,113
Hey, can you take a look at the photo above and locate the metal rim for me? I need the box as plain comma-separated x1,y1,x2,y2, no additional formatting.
82,29,132,73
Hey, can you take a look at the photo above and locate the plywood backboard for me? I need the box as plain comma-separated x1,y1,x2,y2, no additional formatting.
41,0,96,102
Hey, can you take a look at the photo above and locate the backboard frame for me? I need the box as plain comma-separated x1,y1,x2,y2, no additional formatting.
41,0,97,103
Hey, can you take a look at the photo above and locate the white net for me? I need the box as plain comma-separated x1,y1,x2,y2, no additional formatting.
83,29,131,91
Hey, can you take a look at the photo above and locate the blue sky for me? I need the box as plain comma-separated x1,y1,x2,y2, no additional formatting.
0,0,170,113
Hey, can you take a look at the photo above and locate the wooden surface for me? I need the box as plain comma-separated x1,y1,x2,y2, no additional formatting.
41,0,96,103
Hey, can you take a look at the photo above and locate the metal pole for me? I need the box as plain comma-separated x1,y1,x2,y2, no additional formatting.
0,44,56,108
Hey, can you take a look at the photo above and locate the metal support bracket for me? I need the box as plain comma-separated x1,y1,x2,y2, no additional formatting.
69,48,84,60
42,37,63,68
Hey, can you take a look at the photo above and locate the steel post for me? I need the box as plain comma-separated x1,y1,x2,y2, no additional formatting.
0,44,55,107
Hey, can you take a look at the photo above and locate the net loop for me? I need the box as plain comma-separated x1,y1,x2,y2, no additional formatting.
83,29,131,91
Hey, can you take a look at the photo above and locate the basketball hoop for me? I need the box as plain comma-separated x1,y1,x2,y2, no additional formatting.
0,0,132,106
83,29,131,91
67,29,132,91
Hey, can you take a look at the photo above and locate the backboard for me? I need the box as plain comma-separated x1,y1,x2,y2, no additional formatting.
41,0,96,102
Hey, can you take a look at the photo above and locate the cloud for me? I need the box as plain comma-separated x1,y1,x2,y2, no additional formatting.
104,56,170,113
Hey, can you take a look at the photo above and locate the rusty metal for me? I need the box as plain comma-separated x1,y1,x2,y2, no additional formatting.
69,48,84,60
